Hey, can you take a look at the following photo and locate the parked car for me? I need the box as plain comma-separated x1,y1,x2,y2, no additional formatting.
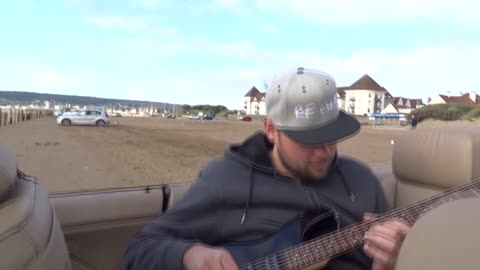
201,114,214,120
189,115,202,120
56,110,110,127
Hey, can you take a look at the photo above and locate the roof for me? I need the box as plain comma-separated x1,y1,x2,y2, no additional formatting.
337,74,392,97
393,104,408,110
438,93,477,105
384,103,412,113
337,88,347,98
409,99,424,108
244,86,266,102
349,74,388,92
391,97,424,108
244,86,261,97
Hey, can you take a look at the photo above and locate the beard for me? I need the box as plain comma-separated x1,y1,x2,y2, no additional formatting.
276,143,336,184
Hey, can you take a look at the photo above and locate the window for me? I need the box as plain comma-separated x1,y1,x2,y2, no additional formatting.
349,99,355,108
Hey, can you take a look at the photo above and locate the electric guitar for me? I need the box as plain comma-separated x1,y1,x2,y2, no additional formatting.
222,178,480,270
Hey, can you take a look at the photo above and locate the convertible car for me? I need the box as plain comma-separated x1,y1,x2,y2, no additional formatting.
1,125,479,270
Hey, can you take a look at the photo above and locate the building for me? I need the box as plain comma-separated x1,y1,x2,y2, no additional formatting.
428,92,480,105
242,74,426,117
336,75,393,116
382,97,425,114
243,86,266,115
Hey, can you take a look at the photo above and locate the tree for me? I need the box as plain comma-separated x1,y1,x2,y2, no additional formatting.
181,104,192,112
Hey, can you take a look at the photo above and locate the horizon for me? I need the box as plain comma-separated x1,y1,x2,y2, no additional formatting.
1,0,479,110
0,89,229,107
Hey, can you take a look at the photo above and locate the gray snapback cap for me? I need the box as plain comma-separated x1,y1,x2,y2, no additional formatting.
266,67,360,145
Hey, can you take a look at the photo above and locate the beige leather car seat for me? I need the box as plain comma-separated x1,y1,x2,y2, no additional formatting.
392,126,480,208
396,198,480,270
0,144,71,270
391,126,480,269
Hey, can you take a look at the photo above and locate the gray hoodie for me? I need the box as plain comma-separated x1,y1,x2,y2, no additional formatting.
123,131,389,270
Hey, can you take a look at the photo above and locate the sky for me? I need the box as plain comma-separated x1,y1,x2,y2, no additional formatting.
0,0,479,110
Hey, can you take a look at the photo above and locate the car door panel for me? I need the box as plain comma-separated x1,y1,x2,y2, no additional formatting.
71,112,84,125
84,111,96,125
49,185,166,270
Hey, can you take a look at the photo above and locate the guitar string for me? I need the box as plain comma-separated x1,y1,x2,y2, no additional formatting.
239,178,480,270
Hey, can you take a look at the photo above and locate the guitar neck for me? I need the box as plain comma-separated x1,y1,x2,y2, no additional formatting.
240,179,480,270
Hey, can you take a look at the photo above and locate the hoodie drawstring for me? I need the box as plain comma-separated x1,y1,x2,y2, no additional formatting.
241,168,254,225
337,166,356,203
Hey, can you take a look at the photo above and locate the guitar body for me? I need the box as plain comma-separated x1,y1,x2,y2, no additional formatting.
222,210,339,270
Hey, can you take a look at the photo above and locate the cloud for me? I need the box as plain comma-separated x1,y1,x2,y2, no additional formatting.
118,38,258,58
65,0,93,6
258,24,279,35
84,14,177,36
129,0,251,15
351,47,480,97
111,35,479,105
86,15,149,31
129,68,271,108
255,0,480,25
196,40,256,55
128,0,203,13
31,71,80,89
258,46,480,102
167,39,480,105
135,0,162,10
212,0,244,9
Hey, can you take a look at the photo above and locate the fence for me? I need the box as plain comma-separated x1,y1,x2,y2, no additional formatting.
0,108,52,127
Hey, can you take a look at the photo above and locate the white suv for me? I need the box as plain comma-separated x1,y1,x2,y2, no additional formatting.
56,110,110,127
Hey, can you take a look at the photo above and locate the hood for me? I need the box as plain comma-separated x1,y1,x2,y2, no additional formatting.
223,131,355,224
225,131,277,173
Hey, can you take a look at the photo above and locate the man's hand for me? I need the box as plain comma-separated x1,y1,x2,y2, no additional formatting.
362,213,411,270
182,244,239,270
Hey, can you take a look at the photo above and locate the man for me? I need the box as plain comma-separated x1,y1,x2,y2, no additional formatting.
123,67,410,270
411,115,418,129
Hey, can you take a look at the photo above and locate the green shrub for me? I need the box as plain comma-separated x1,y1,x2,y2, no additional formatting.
461,106,480,121
216,111,230,119
411,104,480,121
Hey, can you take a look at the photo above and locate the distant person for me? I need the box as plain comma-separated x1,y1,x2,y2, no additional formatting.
123,67,411,270
411,115,418,129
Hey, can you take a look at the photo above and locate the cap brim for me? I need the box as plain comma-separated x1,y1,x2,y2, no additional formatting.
282,111,360,146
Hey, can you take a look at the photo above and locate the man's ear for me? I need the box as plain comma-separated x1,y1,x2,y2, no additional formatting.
264,117,276,144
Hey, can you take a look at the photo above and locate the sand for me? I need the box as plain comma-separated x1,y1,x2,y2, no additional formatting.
1,116,410,193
